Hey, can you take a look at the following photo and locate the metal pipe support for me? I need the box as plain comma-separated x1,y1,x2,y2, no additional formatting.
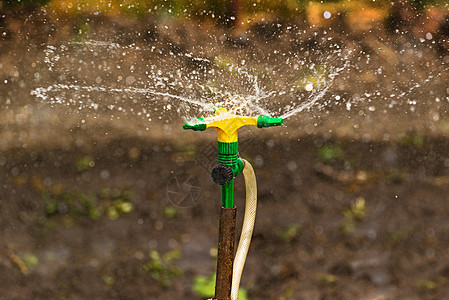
214,206,237,300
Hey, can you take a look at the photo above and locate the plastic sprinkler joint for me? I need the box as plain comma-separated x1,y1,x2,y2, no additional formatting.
183,107,283,208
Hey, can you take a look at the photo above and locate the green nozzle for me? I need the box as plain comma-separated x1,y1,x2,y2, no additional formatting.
183,123,207,131
257,115,283,128
183,118,207,131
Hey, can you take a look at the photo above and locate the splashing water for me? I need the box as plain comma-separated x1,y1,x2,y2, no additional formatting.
279,58,351,119
31,28,448,128
31,38,354,123
31,84,211,113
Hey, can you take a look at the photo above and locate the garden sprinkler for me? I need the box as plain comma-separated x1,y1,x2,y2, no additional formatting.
183,107,282,300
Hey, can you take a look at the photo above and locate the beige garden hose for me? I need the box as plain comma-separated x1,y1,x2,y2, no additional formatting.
231,159,257,300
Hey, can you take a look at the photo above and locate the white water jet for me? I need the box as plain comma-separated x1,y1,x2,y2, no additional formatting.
31,36,446,127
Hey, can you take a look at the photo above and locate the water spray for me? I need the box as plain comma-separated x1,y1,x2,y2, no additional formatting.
183,107,282,300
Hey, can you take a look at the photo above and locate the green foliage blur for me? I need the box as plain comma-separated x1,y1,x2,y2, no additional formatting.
193,273,249,300
409,0,441,10
0,0,446,22
143,249,182,287
341,197,366,234
43,187,134,222
318,144,344,164
1,0,50,7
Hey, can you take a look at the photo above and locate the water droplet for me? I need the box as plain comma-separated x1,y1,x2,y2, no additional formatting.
100,169,110,180
305,83,314,91
125,76,135,85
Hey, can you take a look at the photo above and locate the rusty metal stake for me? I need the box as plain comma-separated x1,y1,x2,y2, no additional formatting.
214,206,236,300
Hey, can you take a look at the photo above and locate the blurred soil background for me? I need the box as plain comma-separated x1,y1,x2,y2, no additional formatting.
1,0,449,299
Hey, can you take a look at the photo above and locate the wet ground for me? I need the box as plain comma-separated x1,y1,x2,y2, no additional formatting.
1,10,449,300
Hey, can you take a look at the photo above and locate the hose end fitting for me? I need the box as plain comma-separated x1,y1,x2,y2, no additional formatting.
257,115,283,128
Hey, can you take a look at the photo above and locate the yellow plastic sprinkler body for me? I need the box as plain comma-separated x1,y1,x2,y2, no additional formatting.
206,107,258,143
183,107,283,208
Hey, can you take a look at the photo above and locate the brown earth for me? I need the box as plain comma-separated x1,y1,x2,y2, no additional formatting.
1,9,449,300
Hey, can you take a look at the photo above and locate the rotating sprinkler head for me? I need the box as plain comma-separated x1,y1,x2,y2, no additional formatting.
183,107,283,208
183,107,283,300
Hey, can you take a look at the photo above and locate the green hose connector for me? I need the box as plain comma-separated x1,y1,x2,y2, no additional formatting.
218,141,244,208
257,115,283,128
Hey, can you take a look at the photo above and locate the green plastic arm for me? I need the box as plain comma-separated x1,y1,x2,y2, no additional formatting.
183,118,207,131
257,115,283,128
